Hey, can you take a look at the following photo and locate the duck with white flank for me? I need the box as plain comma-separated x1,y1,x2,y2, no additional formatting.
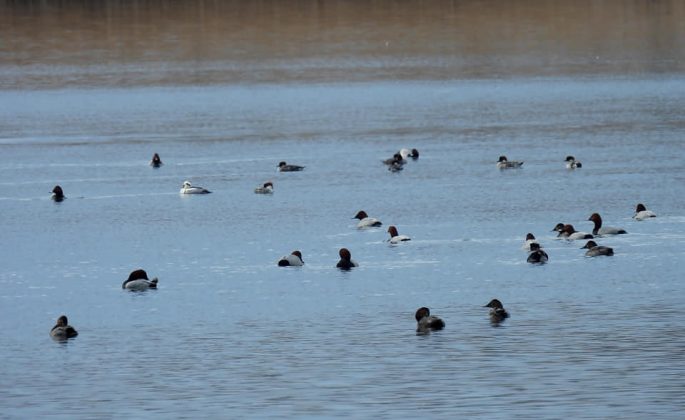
353,210,382,228
278,161,305,172
254,182,274,194
180,181,211,194
522,233,539,251
50,315,78,340
122,269,159,290
497,155,524,169
554,223,593,240
588,213,627,236
484,299,510,324
565,155,582,169
51,185,65,202
633,203,656,220
387,225,411,244
278,250,304,267
336,248,358,270
527,242,549,264
581,240,614,257
415,307,445,333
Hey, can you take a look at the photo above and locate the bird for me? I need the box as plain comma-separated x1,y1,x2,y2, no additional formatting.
497,155,523,169
50,315,78,339
278,250,304,266
51,185,65,202
387,225,411,244
150,153,163,168
122,269,159,290
353,210,382,228
484,299,510,323
581,240,614,257
415,307,445,333
565,155,582,169
633,203,656,220
254,181,274,194
527,242,549,264
588,213,627,236
522,233,539,251
180,181,211,194
336,248,358,270
278,161,305,172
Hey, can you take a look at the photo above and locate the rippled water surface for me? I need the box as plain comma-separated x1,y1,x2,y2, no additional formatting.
1,1,685,418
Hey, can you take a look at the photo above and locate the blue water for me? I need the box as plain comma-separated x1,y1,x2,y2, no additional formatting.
1,77,684,418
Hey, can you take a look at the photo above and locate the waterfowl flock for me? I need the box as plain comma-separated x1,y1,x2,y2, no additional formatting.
48,151,659,338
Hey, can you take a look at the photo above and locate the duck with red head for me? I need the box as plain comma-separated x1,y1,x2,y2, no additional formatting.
581,240,614,257
50,315,78,339
633,203,656,220
484,299,509,324
527,243,549,264
559,224,593,240
588,213,627,236
336,248,358,270
51,185,65,202
278,250,304,267
353,210,382,228
150,153,163,168
415,307,445,333
387,225,411,244
255,181,274,194
122,269,159,290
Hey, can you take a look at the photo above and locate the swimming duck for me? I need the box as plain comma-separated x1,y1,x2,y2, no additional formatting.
633,203,656,220
150,153,163,168
565,155,582,169
383,152,406,166
527,243,549,264
522,233,539,251
51,185,65,202
558,224,593,240
410,148,419,160
387,225,411,244
336,248,358,270
581,240,614,257
278,250,304,267
180,181,211,194
484,299,510,323
588,213,627,236
353,210,382,228
497,155,523,169
122,269,159,290
50,315,78,339
254,182,274,194
278,161,305,172
415,307,445,333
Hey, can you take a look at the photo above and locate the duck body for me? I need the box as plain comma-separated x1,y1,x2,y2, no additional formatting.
565,155,582,169
278,251,304,267
278,161,305,172
387,225,411,244
415,307,445,333
254,182,274,194
50,315,78,339
336,248,358,270
150,153,163,168
180,181,211,194
633,203,656,220
484,299,510,323
527,243,549,264
588,213,627,236
556,224,593,240
582,240,614,257
122,269,158,290
353,210,382,228
51,185,65,202
497,155,523,169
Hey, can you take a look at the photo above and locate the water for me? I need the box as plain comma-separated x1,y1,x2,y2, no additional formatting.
1,1,685,418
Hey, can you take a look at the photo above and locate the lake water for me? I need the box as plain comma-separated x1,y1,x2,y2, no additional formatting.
1,1,684,418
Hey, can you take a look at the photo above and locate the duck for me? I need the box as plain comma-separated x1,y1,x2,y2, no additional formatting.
581,240,614,257
415,307,445,333
51,185,65,202
383,152,406,166
278,161,305,172
527,242,549,264
150,153,163,168
387,225,411,244
254,181,274,194
410,148,419,160
278,250,304,267
122,269,159,290
522,233,539,251
398,148,412,160
588,213,627,236
557,224,593,240
180,181,211,194
633,203,656,220
497,155,523,169
336,248,358,270
50,315,78,339
353,210,382,228
484,299,510,323
565,155,582,169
